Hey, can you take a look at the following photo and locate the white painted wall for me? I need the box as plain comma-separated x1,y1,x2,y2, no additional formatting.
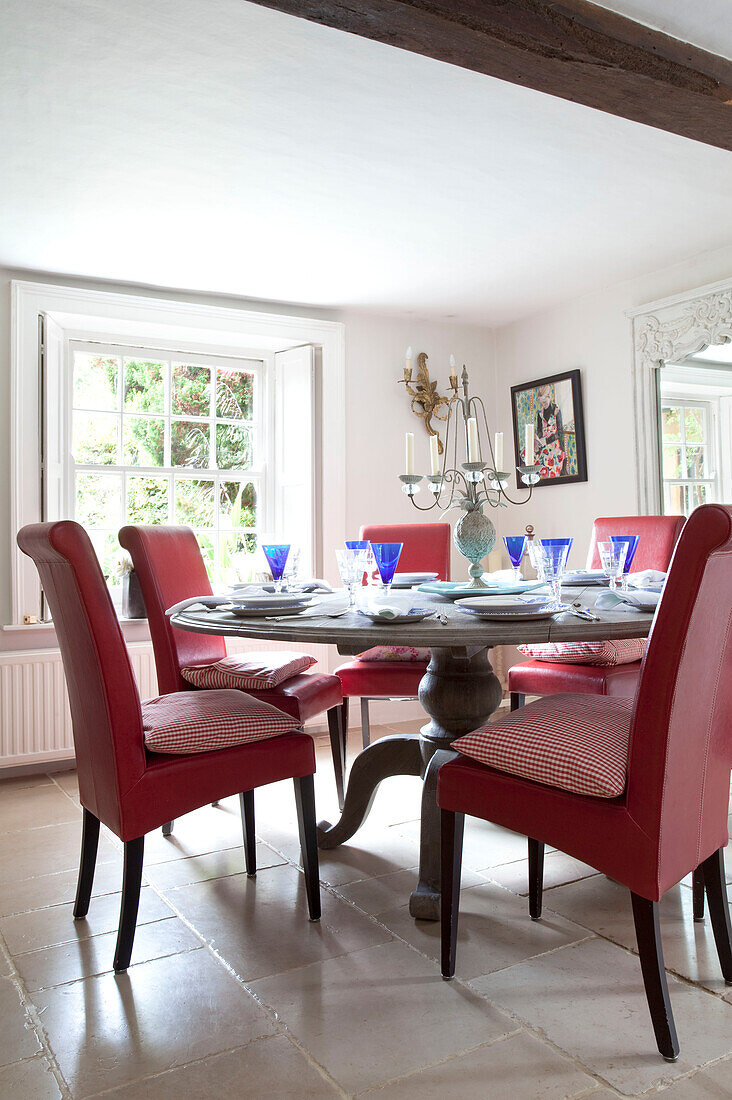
492,242,732,570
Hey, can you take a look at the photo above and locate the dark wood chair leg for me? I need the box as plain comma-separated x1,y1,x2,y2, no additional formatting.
528,837,544,920
630,892,680,1062
162,820,174,836
510,692,525,711
701,848,732,982
293,775,320,921
360,697,371,749
239,790,256,876
73,808,100,919
327,705,346,810
692,866,706,922
113,837,145,973
440,809,465,980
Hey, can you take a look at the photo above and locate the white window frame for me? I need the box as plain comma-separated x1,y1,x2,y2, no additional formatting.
10,280,345,629
658,392,720,516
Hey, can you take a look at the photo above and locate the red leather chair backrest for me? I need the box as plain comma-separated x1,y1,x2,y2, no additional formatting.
119,525,225,694
627,504,732,892
16,522,146,833
586,515,685,572
359,523,451,580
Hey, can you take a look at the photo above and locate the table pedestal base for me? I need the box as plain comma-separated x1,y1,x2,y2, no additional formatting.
318,646,503,921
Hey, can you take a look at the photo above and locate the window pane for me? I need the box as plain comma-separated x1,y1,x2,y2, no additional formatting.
661,406,681,443
219,480,257,528
662,445,681,479
664,482,684,516
124,417,165,466
220,533,258,583
684,407,705,443
691,483,709,509
216,423,252,470
124,359,165,414
127,476,169,524
175,479,215,527
685,445,708,479
73,412,119,464
76,473,123,528
216,368,253,420
73,353,119,411
172,363,210,417
171,420,210,468
197,533,215,578
88,531,120,581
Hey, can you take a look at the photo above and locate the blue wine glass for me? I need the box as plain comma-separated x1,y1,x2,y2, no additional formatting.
503,535,528,583
345,540,370,550
370,542,403,595
539,538,574,608
610,535,640,591
261,544,291,594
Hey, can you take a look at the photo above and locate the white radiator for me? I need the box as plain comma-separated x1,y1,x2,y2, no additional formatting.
0,639,335,770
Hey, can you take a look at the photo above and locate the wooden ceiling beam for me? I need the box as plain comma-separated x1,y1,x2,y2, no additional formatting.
248,0,732,151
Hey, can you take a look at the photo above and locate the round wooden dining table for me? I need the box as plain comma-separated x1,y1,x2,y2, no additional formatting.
171,585,654,920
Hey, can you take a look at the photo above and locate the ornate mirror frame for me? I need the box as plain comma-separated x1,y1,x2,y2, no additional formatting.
629,278,732,513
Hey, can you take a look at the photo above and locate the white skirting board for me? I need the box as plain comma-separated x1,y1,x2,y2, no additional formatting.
0,639,507,771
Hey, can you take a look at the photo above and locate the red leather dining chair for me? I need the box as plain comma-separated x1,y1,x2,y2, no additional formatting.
508,514,685,712
335,523,451,752
17,521,320,973
119,525,347,809
438,504,732,1061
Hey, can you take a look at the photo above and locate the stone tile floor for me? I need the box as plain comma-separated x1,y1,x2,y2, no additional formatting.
0,719,730,1098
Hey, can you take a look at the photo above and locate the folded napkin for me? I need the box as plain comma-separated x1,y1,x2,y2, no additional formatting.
595,589,661,613
371,604,404,619
627,569,666,591
166,595,233,617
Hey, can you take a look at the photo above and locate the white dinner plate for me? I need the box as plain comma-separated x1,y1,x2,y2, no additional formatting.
455,596,557,620
392,572,439,585
562,571,609,586
358,609,435,624
226,593,315,610
224,603,313,619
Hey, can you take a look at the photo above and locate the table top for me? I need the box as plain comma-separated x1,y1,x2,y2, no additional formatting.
170,586,654,655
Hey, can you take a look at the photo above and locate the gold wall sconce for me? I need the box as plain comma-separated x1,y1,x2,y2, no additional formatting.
397,348,457,455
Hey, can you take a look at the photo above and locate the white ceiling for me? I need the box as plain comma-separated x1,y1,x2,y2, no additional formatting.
594,1,732,61
0,0,730,325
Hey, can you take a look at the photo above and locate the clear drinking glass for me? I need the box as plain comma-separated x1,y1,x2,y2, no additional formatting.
282,546,301,590
370,542,403,596
609,535,639,592
598,540,628,590
335,548,369,606
503,535,528,583
261,544,290,594
538,538,574,609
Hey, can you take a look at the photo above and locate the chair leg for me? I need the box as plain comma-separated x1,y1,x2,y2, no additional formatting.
239,790,256,876
692,866,706,922
701,848,732,983
113,837,145,973
528,838,544,920
327,704,346,811
630,892,680,1062
73,808,100,919
293,775,321,921
162,820,174,836
510,692,525,711
361,697,371,749
440,809,465,980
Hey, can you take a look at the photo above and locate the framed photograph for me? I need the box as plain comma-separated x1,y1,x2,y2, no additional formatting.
510,369,587,486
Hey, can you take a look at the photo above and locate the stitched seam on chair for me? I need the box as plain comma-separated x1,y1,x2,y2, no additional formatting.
695,602,732,864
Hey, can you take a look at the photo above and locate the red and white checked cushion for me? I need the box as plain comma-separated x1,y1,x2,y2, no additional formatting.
181,652,316,691
452,694,634,798
517,638,647,667
142,690,297,754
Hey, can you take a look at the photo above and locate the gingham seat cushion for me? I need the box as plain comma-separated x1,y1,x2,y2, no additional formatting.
181,652,316,691
142,690,298,754
452,693,635,799
517,638,647,667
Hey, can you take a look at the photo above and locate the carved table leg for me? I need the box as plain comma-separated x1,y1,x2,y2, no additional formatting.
317,734,423,849
409,646,503,920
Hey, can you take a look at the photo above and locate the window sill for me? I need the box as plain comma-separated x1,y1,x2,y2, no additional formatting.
1,617,152,650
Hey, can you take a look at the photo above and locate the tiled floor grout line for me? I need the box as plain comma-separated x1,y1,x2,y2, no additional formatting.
0,928,74,1099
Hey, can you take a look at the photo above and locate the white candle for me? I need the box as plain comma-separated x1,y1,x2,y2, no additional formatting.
429,433,439,475
467,417,479,462
405,346,412,370
494,432,504,471
405,432,414,474
449,354,456,370
525,423,535,464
